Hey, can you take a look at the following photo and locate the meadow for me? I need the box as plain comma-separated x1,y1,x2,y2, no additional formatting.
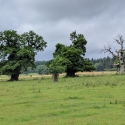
0,72,125,125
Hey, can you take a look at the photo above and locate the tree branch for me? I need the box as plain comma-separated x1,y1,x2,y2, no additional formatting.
114,35,124,46
101,46,119,58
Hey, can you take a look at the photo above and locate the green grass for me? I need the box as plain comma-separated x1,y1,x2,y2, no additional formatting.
0,74,125,125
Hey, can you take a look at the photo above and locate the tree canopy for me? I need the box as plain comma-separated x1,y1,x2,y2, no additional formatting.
0,30,47,80
47,31,95,77
46,56,68,82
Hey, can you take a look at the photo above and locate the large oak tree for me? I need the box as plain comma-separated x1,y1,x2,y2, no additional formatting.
48,31,95,77
0,30,47,81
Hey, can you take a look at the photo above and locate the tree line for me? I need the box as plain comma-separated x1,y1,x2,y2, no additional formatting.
22,56,120,75
0,30,124,81
91,56,116,71
21,61,49,75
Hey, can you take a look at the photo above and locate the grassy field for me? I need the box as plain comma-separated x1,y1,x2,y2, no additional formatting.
0,72,125,125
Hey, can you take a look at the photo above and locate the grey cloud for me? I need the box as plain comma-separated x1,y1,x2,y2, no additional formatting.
16,0,123,21
3,0,124,24
0,0,125,60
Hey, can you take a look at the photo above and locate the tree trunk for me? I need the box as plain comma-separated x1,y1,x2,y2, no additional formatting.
52,73,59,82
66,71,75,77
119,54,124,74
120,64,124,74
10,73,19,81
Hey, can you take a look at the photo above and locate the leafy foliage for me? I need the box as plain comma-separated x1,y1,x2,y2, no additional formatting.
35,60,47,66
70,31,87,56
0,30,47,80
50,31,95,77
84,59,96,71
46,56,68,82
36,65,49,75
46,56,67,74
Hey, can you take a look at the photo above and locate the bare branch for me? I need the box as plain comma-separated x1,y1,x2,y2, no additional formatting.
114,35,124,46
114,38,120,44
101,35,125,74
118,34,124,42
115,49,119,54
101,45,119,58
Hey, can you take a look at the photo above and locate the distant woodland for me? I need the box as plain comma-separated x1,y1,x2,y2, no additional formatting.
91,56,117,71
21,56,120,75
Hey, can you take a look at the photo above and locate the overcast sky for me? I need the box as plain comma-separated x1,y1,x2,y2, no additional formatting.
1,0,125,60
